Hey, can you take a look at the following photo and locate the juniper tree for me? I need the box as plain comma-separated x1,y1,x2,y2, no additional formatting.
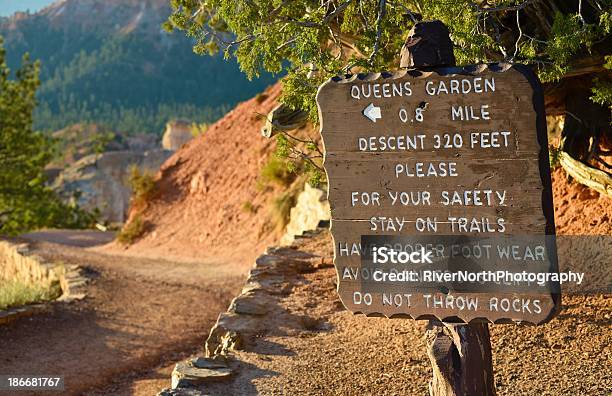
166,0,611,187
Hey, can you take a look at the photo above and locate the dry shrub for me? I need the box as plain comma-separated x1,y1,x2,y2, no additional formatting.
242,201,257,214
258,156,296,189
128,165,157,208
0,280,60,310
117,214,146,245
255,93,269,103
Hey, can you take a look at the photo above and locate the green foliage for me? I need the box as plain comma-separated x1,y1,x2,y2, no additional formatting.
190,122,209,137
304,159,324,188
273,132,324,187
168,0,610,122
549,145,562,169
591,55,612,111
168,0,610,182
0,38,96,235
0,279,60,310
92,131,116,155
127,166,157,208
116,214,146,245
537,12,600,82
35,101,228,136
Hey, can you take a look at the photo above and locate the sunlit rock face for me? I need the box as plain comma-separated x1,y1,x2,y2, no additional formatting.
53,149,171,223
281,183,331,245
162,120,193,151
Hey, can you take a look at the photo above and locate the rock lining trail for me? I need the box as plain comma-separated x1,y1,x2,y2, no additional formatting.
0,230,253,395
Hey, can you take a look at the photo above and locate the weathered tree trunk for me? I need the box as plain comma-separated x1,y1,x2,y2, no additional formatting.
426,322,496,396
556,78,612,197
401,21,496,396
559,151,612,196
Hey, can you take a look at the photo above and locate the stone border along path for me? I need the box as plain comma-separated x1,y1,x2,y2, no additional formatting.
158,229,333,395
0,240,92,326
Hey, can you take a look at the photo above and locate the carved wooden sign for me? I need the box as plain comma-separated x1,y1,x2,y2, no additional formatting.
317,64,559,324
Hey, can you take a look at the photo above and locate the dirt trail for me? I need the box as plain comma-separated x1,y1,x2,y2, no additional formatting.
0,230,255,395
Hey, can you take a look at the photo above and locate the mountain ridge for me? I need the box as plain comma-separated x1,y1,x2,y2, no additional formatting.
0,0,276,134
0,1,53,17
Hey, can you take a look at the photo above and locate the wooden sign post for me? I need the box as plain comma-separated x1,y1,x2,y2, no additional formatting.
316,21,559,396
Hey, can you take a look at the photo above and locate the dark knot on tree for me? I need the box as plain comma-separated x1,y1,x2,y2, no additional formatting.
400,20,456,68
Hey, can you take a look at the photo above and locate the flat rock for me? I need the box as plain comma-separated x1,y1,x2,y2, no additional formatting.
171,361,232,389
241,277,286,294
191,357,227,369
254,254,285,268
230,295,269,316
158,387,206,396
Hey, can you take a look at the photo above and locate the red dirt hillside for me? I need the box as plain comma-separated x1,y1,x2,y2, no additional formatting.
111,83,284,261
551,167,612,235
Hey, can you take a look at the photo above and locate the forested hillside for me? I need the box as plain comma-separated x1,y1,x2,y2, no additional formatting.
0,0,276,134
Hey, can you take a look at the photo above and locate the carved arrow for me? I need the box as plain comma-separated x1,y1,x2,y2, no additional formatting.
362,103,382,123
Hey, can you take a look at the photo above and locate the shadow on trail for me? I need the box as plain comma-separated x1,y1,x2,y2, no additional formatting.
21,230,116,248
0,304,131,396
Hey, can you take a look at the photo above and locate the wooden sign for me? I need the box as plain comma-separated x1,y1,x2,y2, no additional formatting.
317,63,559,324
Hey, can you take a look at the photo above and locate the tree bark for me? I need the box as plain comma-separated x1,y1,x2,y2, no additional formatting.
426,322,496,396
560,151,612,197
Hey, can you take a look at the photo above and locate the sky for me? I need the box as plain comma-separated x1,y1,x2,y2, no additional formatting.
0,0,56,17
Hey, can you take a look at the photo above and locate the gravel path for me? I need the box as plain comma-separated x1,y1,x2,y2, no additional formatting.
0,230,252,395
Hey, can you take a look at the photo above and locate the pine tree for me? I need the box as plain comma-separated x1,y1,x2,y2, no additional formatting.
0,38,95,235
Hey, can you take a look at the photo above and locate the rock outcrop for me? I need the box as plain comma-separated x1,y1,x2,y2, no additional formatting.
162,120,193,151
53,150,171,223
281,182,330,245
170,357,232,390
